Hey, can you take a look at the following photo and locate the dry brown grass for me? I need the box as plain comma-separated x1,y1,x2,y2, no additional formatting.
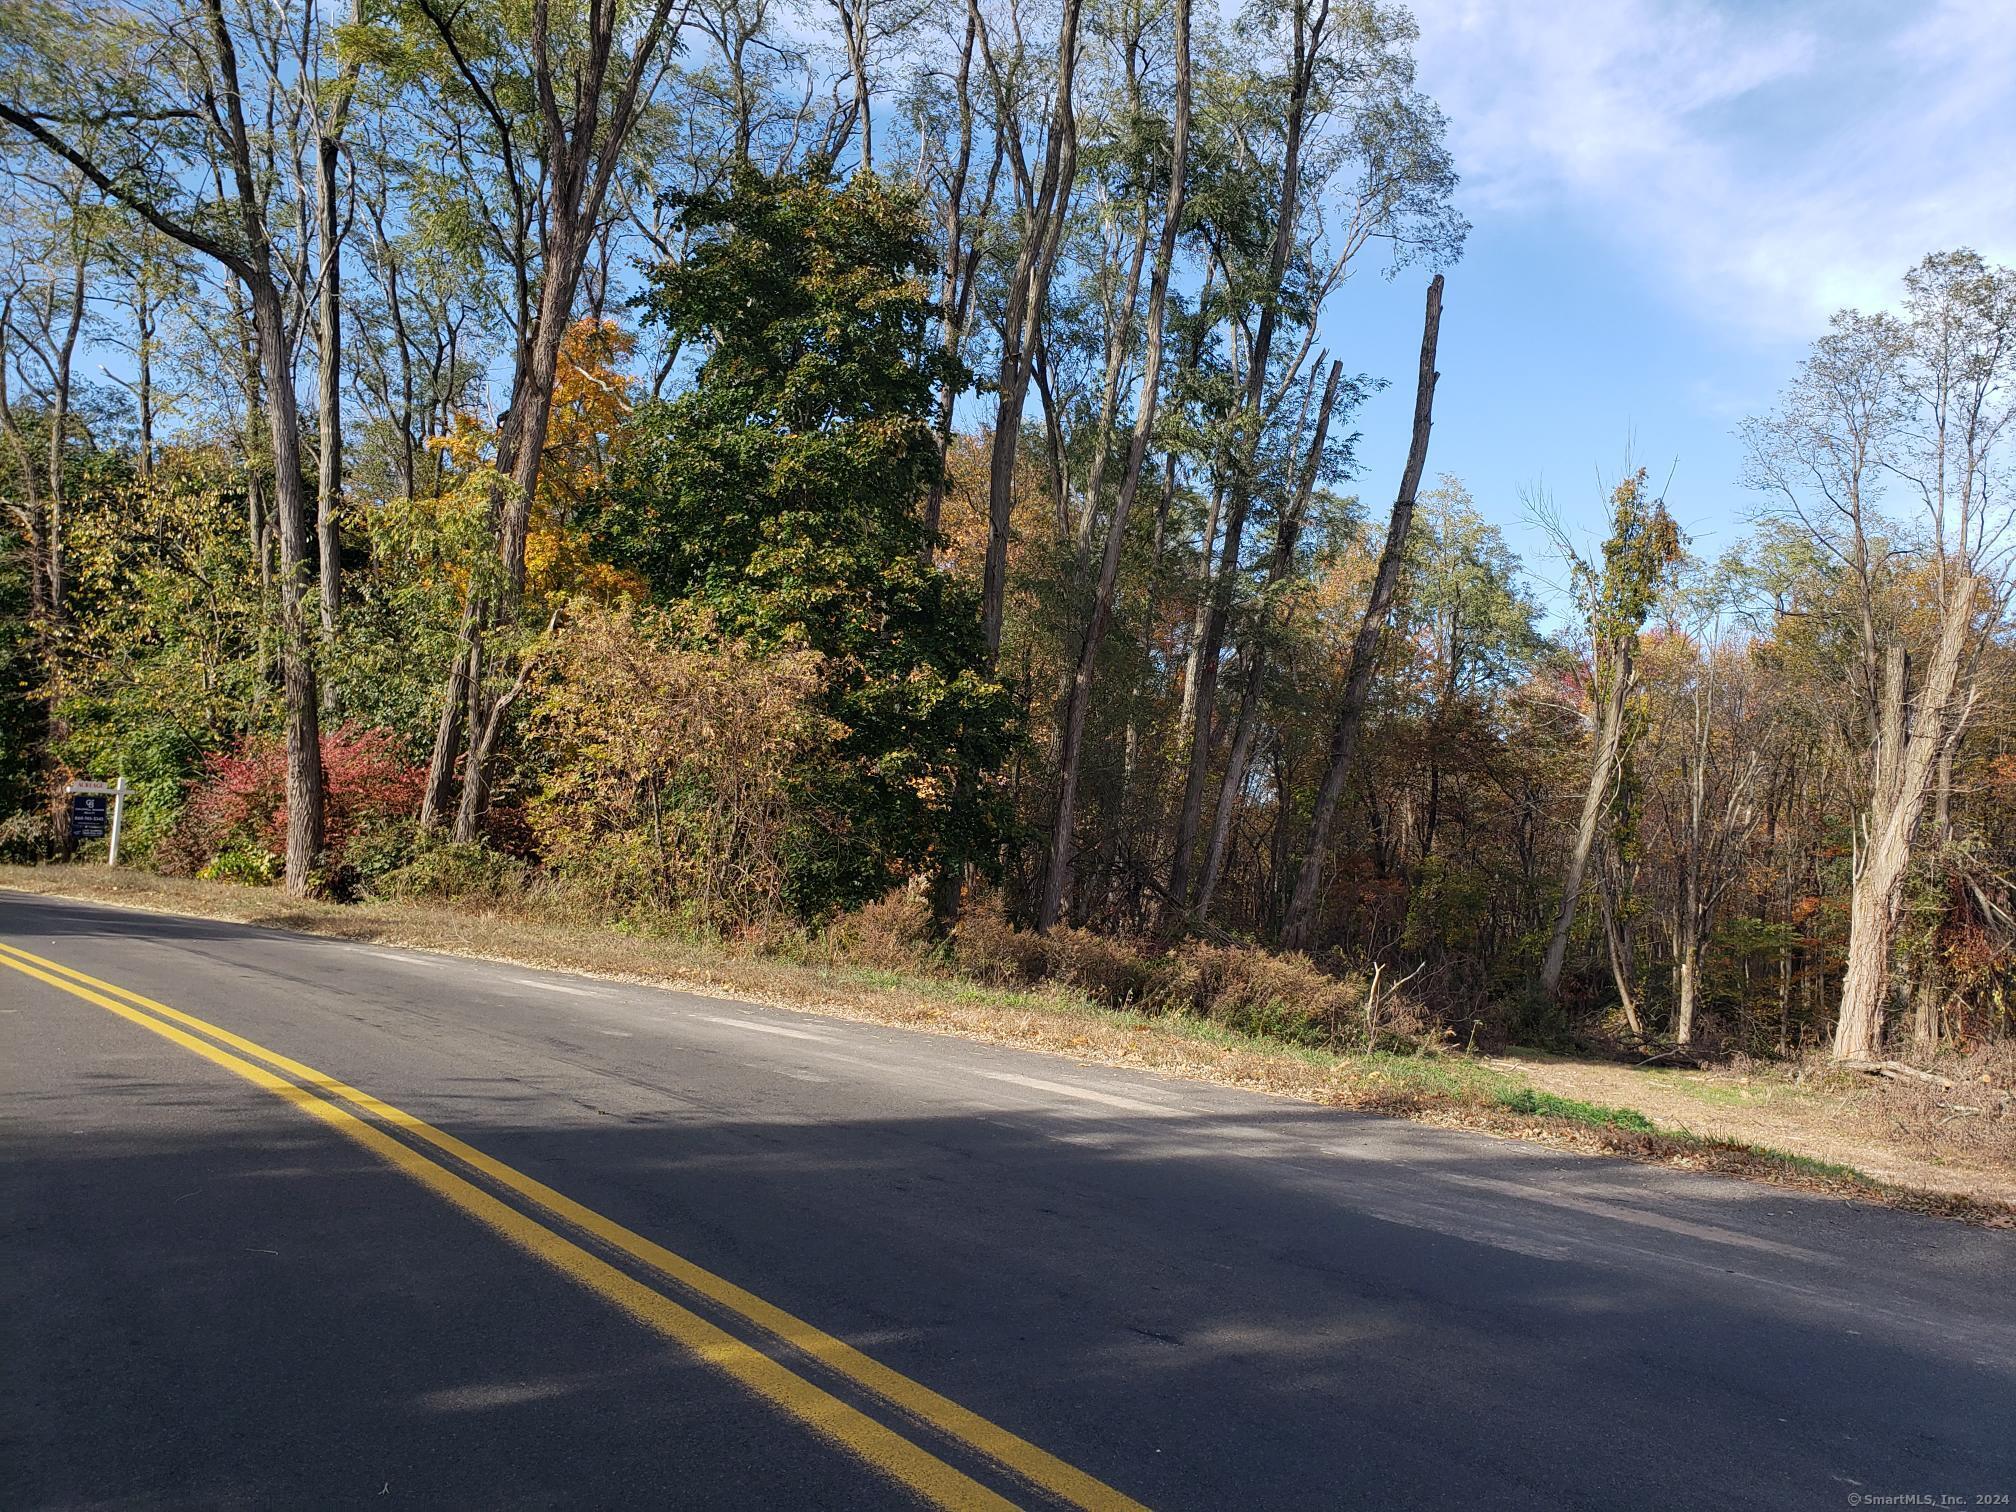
6,864,2012,1226
1783,1045,2016,1169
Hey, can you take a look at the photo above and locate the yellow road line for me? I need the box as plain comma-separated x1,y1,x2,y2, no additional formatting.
0,948,1024,1511
0,939,1150,1512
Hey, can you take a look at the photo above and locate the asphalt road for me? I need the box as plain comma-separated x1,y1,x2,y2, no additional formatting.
2,889,2011,1511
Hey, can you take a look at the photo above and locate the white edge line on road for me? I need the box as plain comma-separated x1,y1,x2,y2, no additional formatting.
507,976,603,998
974,1070,1178,1115
366,948,444,967
692,1013,833,1042
1436,1172,1831,1263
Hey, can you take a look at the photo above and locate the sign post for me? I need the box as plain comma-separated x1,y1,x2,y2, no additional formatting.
63,778,130,866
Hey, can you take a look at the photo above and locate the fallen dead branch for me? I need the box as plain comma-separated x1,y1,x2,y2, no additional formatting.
1841,1059,1958,1090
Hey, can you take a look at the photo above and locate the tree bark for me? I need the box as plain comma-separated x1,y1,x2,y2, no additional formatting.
1163,23,1327,914
921,5,994,559
249,271,328,893
207,0,326,894
43,250,86,620
979,0,1085,661
1194,360,1345,922
1537,637,1632,999
1278,275,1444,949
419,602,479,833
1035,0,1189,929
1597,864,1643,1037
314,51,361,654
1833,581,1977,1060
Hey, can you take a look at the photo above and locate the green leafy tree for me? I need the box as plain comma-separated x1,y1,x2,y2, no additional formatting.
596,163,1015,915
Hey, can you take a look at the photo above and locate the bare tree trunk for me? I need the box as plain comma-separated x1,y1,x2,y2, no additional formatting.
979,0,1085,662
1194,361,1344,922
1910,963,1944,1052
417,0,687,829
1673,873,1701,1046
202,0,326,894
1673,939,1701,1047
1597,865,1643,1037
134,280,155,479
314,84,355,653
451,615,548,842
1910,738,1961,1052
1034,0,1189,929
451,624,488,844
1834,582,1977,1060
921,6,994,559
42,251,86,620
1073,198,1152,553
248,272,327,894
1279,276,1444,949
419,602,479,833
1164,4,1335,916
1175,479,1223,735
1537,640,1632,998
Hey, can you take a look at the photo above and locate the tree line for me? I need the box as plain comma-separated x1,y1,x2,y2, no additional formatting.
1,0,2012,1066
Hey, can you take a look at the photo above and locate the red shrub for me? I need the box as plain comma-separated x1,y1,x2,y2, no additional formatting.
171,724,425,873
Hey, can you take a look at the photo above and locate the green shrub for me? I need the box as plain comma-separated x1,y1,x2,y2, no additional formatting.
196,844,279,886
371,839,529,903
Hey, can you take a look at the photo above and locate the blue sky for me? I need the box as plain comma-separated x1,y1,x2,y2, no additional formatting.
1333,0,2016,607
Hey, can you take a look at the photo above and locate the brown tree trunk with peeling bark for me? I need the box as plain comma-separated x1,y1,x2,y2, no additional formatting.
1833,581,1977,1061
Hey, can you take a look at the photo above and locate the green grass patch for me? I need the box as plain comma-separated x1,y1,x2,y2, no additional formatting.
1725,1143,1864,1181
1495,1086,1657,1132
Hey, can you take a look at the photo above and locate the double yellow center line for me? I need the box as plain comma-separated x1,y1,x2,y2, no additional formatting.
0,938,1147,1512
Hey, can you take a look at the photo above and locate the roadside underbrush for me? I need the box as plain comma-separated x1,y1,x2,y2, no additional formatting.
5,863,2012,1225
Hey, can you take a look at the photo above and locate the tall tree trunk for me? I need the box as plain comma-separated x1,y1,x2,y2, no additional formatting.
1073,199,1153,553
1673,869,1701,1046
1163,4,1332,915
248,274,327,894
41,251,86,620
1175,479,1223,735
417,0,686,832
1673,935,1700,1047
1194,360,1344,922
451,625,488,843
419,602,479,833
1536,638,1632,998
1834,581,1977,1060
1279,276,1445,949
1035,0,1189,929
921,6,993,559
314,93,353,651
979,0,1085,661
1597,863,1644,1037
1910,738,1961,1052
134,280,155,479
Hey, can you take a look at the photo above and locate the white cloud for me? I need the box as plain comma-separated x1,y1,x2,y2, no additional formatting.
1405,0,2016,340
